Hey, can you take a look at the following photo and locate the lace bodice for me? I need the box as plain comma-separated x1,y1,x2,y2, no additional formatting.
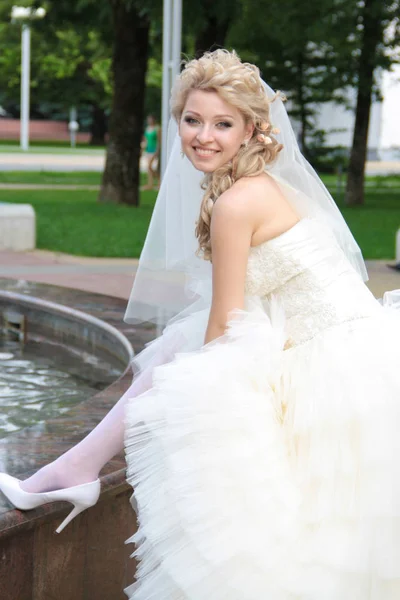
245,218,380,347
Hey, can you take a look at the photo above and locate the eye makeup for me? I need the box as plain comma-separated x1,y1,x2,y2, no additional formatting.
183,115,233,128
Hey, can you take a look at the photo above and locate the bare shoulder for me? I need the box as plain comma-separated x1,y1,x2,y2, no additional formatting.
235,172,286,206
210,178,264,242
212,173,283,223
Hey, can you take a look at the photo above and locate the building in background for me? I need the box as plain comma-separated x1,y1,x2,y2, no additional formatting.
314,66,400,161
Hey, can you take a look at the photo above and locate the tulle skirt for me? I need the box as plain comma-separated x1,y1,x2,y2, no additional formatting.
124,294,400,599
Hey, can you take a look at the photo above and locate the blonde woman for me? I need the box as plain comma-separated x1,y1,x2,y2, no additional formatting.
2,50,400,599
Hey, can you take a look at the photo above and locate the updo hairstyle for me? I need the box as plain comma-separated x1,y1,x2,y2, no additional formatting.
171,49,283,261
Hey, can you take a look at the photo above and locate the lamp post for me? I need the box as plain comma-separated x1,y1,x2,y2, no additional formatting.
68,107,79,148
11,6,46,151
161,0,182,177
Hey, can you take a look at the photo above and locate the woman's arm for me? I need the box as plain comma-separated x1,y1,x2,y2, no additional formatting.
204,186,256,344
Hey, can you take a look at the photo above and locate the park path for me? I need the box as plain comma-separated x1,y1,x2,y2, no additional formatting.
0,249,399,302
0,250,138,300
0,152,105,172
0,149,400,174
0,152,399,300
0,151,147,173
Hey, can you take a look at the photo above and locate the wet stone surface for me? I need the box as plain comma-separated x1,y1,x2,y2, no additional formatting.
0,278,156,528
0,336,122,437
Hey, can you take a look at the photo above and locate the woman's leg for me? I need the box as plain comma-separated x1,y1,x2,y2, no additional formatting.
148,155,158,189
21,370,151,493
142,155,154,190
147,163,154,189
154,154,160,190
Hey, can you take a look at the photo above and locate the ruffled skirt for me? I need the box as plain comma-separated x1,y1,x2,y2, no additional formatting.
124,295,400,599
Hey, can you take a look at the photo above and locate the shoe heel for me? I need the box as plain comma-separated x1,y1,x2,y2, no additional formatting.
56,503,86,534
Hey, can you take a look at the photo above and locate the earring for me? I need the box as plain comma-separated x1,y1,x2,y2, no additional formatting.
241,139,249,148
180,145,185,159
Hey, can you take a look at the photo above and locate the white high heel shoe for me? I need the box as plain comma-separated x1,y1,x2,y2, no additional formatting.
0,473,101,533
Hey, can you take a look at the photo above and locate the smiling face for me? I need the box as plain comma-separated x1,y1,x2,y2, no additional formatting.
179,89,253,173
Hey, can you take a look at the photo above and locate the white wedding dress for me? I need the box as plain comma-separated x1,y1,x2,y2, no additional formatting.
124,217,400,599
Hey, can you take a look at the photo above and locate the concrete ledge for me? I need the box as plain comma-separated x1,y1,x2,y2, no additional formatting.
0,290,134,366
0,279,153,599
0,473,137,600
0,203,35,251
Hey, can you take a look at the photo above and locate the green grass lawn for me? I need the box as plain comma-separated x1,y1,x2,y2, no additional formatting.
0,140,105,151
0,174,399,259
338,192,400,259
0,145,105,156
322,174,400,189
0,171,102,185
0,188,157,257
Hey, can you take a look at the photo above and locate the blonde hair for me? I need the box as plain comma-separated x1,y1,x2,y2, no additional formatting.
171,49,283,261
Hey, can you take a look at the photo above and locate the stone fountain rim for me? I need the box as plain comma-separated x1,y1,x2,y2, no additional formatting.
0,289,134,362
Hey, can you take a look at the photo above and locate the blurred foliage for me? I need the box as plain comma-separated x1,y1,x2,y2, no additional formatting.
0,0,163,127
0,15,112,114
1,178,399,258
1,0,399,156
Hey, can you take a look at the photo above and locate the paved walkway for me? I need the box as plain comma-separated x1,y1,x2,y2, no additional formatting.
0,250,138,300
0,152,105,172
1,150,399,175
366,161,400,175
364,260,400,298
0,250,399,301
0,151,149,173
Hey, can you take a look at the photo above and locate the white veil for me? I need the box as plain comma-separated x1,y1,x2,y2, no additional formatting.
124,81,368,331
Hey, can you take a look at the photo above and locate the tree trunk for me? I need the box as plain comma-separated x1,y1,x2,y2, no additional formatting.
195,18,231,56
194,0,233,56
99,0,150,205
90,104,107,146
345,0,383,206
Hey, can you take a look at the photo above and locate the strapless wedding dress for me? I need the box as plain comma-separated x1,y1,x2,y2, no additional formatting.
124,218,400,599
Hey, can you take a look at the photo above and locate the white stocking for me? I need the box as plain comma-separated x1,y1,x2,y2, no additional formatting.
21,369,152,493
20,309,206,493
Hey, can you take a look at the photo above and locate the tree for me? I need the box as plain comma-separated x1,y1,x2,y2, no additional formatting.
0,2,113,145
43,0,159,206
40,0,159,203
345,0,400,206
98,0,150,205
227,0,354,157
145,57,162,119
34,27,113,145
192,0,238,56
4,0,158,205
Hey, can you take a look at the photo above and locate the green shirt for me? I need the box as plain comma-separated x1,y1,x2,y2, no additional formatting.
144,127,158,153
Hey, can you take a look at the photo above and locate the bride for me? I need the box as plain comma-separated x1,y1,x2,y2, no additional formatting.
1,49,400,599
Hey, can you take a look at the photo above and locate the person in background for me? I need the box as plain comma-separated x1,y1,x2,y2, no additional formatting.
142,114,160,190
